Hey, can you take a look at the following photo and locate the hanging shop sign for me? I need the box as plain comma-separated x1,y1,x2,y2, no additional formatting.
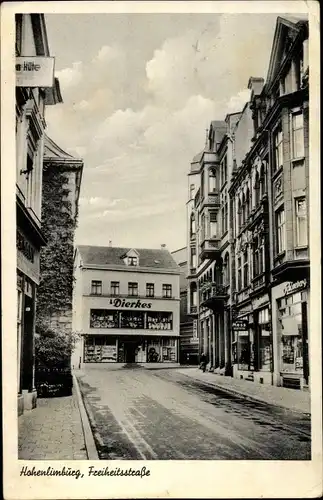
232,320,249,331
108,298,152,309
16,57,55,88
17,230,35,263
283,279,308,297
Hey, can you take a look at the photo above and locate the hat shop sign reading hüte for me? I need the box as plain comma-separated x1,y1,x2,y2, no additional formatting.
16,57,55,88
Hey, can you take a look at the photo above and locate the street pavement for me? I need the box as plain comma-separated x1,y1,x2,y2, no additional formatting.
76,366,311,460
18,389,87,460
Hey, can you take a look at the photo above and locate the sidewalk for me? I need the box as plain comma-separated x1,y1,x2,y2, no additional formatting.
176,368,311,414
18,387,88,460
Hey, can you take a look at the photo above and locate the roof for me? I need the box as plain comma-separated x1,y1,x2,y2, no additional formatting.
44,136,84,168
77,245,180,271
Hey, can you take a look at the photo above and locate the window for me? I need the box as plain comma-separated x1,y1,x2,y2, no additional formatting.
243,250,249,288
120,310,144,329
128,282,138,296
91,280,102,295
191,247,197,268
291,112,304,159
15,14,23,54
26,153,34,208
128,256,138,266
260,164,266,198
254,171,260,206
208,169,216,192
274,125,283,172
237,257,242,291
238,198,243,231
162,284,172,298
146,283,155,297
253,240,260,277
110,281,119,296
190,213,196,236
147,311,173,331
295,197,308,247
210,211,217,237
90,309,118,328
189,184,195,199
276,208,286,254
245,189,250,221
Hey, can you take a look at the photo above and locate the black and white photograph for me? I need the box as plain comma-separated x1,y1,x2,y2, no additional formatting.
1,1,322,499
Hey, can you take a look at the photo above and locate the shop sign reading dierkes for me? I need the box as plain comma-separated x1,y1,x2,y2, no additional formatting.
109,298,152,309
232,320,248,331
283,279,307,297
16,57,55,88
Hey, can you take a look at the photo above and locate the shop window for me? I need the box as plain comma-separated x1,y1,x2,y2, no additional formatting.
90,309,118,328
84,336,117,363
162,284,172,298
273,125,283,172
258,308,271,371
291,111,304,159
147,339,161,362
128,282,138,296
110,281,119,296
295,197,308,246
91,280,102,295
147,311,173,330
120,310,144,329
162,338,176,362
146,283,155,298
237,331,250,371
276,207,286,254
278,298,305,374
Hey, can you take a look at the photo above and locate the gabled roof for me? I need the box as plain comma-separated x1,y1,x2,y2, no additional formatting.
266,16,307,87
77,245,180,271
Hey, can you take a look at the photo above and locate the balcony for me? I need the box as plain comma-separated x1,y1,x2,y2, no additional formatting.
200,191,220,209
200,283,229,309
199,236,221,260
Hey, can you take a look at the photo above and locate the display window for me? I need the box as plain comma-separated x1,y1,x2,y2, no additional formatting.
90,309,119,328
162,338,176,362
147,339,161,362
237,330,250,370
120,310,144,329
147,311,172,330
84,336,117,363
258,308,272,372
277,292,306,374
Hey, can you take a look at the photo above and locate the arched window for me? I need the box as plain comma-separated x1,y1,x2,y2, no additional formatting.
254,171,260,206
208,169,216,192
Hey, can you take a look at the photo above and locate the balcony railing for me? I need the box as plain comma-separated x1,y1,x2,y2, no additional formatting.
200,282,229,309
199,237,221,260
251,273,266,291
201,192,220,208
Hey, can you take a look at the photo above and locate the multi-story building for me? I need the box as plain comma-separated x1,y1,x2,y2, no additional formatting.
36,136,83,337
16,14,62,415
186,16,309,390
171,247,198,364
72,245,181,366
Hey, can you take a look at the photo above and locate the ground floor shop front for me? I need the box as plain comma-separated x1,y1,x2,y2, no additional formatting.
80,334,179,365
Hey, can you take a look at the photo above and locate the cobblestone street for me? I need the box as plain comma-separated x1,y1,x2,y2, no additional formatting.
18,389,87,460
77,366,311,460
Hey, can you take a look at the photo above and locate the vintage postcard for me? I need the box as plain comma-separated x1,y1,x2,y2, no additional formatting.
1,1,322,499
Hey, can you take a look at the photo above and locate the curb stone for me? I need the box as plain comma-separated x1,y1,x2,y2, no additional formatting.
177,370,311,417
73,374,99,460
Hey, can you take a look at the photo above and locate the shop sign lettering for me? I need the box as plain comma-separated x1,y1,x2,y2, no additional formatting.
232,320,248,331
16,56,55,88
109,298,152,309
17,230,35,263
283,279,307,296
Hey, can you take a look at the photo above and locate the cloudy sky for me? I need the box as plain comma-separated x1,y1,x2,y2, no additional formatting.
44,13,282,252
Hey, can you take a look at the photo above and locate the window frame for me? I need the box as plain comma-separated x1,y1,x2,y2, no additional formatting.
291,110,305,160
162,284,172,298
273,124,284,172
91,280,102,296
276,207,286,254
146,283,155,298
128,282,138,297
110,281,120,297
295,197,308,247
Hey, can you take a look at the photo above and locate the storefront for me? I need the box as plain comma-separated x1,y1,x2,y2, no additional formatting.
272,278,309,390
82,334,178,364
232,296,273,385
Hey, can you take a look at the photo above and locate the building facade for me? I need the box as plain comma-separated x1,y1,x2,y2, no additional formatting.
36,136,83,337
186,16,309,389
72,245,181,366
171,247,198,364
16,14,62,415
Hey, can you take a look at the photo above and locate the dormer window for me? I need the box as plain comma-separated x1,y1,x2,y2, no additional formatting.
128,256,138,266
123,249,140,266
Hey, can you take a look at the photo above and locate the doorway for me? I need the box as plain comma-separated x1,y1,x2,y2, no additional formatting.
124,341,137,363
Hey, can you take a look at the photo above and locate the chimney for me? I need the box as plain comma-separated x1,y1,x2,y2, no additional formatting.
161,244,166,249
109,240,112,247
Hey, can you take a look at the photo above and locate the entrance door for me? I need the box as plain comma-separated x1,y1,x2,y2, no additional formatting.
124,341,136,363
